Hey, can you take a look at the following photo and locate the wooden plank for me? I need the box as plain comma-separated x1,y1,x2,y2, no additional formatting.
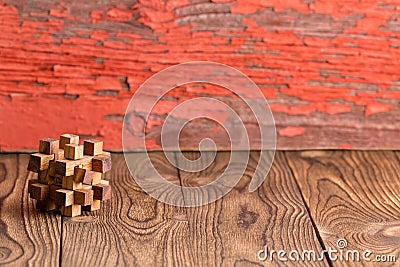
61,152,192,266
0,154,61,266
286,151,400,266
178,151,327,266
3,1,400,152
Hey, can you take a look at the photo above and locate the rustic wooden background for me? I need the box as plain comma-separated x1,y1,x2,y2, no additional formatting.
0,0,399,151
2,151,400,266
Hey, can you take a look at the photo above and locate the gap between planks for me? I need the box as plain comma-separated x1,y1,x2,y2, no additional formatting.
285,151,400,267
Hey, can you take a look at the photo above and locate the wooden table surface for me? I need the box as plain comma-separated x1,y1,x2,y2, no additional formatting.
0,151,399,266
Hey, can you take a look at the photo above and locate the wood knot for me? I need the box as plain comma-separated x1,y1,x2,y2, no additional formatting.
0,247,11,262
237,205,259,229
382,225,400,238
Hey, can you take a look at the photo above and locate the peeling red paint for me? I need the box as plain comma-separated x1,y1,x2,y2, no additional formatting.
91,30,109,41
50,9,69,18
365,102,393,116
107,8,134,22
339,144,353,149
95,76,122,91
317,103,353,115
0,0,399,150
278,126,305,137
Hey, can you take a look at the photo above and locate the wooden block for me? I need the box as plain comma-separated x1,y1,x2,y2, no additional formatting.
38,170,49,184
56,149,65,160
84,140,103,156
73,167,86,183
60,204,81,217
74,189,94,206
49,184,62,200
64,144,84,160
92,183,111,200
39,138,59,155
92,153,112,173
48,161,57,176
55,156,93,176
30,183,49,200
62,175,82,190
36,199,57,211
82,199,101,212
100,180,109,185
81,184,92,190
54,174,63,184
74,167,96,184
27,153,54,172
28,179,39,194
38,162,57,185
59,134,79,149
92,172,102,185
55,189,74,206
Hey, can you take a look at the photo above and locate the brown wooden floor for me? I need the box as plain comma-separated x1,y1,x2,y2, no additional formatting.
0,151,400,266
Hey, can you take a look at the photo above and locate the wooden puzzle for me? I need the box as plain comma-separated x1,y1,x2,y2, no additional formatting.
27,134,112,217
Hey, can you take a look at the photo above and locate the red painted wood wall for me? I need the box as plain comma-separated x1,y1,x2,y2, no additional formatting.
0,0,399,151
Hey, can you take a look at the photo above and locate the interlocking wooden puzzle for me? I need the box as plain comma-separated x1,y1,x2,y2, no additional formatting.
27,134,112,217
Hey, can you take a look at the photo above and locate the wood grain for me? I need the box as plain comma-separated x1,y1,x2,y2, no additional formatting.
61,152,193,266
0,154,61,266
178,151,327,266
4,151,400,266
286,151,400,266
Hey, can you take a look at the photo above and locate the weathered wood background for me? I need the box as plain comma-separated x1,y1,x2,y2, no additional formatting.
2,152,400,265
0,0,399,151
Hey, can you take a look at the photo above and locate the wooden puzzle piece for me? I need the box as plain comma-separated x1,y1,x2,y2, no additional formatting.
62,175,83,190
92,153,112,173
64,144,84,160
84,140,103,156
49,184,62,200
91,172,102,185
27,134,113,217
55,156,93,176
59,134,79,149
37,199,57,211
74,167,101,185
30,183,49,201
28,153,54,172
82,200,101,212
92,182,111,201
60,204,81,217
28,179,39,194
39,138,59,155
74,189,94,206
55,189,74,206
